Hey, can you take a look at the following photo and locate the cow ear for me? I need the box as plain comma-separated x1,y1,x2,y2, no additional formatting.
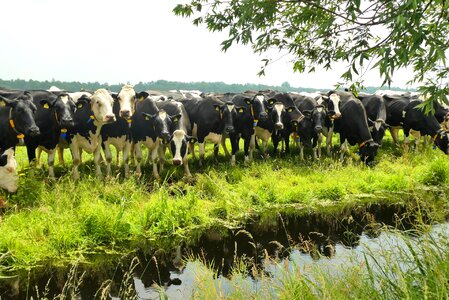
136,91,149,102
0,96,17,108
40,99,56,109
142,112,152,121
236,106,246,114
0,152,7,167
245,98,252,105
302,110,313,118
188,136,197,144
367,118,375,126
213,104,221,112
170,114,182,123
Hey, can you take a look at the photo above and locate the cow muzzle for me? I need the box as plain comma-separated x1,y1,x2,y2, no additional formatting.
225,126,235,134
103,114,116,123
314,125,323,133
259,112,268,121
275,123,284,130
120,110,131,119
173,158,182,166
333,112,342,119
28,126,40,137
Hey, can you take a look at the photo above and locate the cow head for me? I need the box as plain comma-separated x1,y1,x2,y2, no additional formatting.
214,102,236,134
433,129,449,154
367,118,388,146
40,93,76,129
90,89,116,124
117,84,136,120
326,93,342,119
247,94,269,122
170,129,197,166
0,93,40,137
142,110,172,144
267,100,286,130
359,140,379,165
0,148,18,193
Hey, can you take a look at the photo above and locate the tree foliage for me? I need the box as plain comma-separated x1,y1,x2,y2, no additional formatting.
174,0,449,111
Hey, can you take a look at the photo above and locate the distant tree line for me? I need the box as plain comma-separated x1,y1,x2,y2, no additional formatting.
0,78,413,94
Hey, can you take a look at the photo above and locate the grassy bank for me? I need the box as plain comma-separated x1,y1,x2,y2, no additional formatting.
1,134,449,270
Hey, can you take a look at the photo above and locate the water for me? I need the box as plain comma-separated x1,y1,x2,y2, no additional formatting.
0,203,443,299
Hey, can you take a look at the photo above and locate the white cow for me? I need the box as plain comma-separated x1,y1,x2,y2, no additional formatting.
70,89,116,179
0,149,18,193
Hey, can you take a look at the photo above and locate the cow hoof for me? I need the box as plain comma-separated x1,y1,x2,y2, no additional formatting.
136,172,142,178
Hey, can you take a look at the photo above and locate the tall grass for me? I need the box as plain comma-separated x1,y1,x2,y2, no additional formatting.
0,133,448,270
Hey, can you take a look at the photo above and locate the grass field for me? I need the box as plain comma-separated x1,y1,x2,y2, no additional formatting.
0,132,448,270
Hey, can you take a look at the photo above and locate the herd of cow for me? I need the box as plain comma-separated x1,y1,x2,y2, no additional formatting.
0,85,448,193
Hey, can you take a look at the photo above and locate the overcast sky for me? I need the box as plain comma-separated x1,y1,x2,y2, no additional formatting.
0,0,414,89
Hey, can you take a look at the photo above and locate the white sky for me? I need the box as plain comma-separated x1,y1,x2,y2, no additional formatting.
0,0,415,89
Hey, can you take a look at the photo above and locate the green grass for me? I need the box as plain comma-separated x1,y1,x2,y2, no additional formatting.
0,132,448,270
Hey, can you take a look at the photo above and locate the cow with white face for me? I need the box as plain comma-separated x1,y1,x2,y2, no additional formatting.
101,85,136,177
68,89,116,179
156,100,197,177
0,148,18,193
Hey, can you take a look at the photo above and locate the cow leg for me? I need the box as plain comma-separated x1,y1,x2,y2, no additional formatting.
152,143,160,179
116,150,120,165
47,148,56,178
183,156,192,178
390,127,400,145
213,144,220,158
79,148,83,164
57,145,65,166
284,135,290,154
94,146,103,179
316,134,322,158
221,135,230,157
272,135,280,155
135,143,143,176
123,141,131,177
158,144,166,174
199,142,206,167
339,140,349,160
189,143,196,159
249,134,256,161
297,139,304,161
326,127,333,156
229,134,239,165
129,142,135,166
71,144,81,180
261,139,269,159
36,147,42,167
103,143,113,177
243,136,251,163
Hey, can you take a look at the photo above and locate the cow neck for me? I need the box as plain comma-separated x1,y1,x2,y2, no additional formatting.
52,110,68,140
433,128,445,142
359,138,373,149
250,104,258,127
8,107,24,139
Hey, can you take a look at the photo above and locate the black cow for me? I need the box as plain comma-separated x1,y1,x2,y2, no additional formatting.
0,92,40,150
357,93,388,146
131,92,174,178
228,93,269,164
328,91,379,164
266,93,304,155
383,94,449,153
292,94,327,160
178,96,237,166
155,100,197,177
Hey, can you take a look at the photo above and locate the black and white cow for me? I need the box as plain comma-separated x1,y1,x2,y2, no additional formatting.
228,93,269,164
155,100,196,177
0,92,40,150
328,91,379,164
178,96,237,166
291,94,327,160
357,93,388,146
383,93,449,153
265,93,304,155
131,92,173,178
101,84,136,177
68,89,116,179
0,148,19,193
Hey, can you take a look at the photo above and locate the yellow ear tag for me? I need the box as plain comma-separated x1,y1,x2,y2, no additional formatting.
43,103,49,109
17,134,24,139
139,97,144,102
287,108,293,112
90,115,95,120
0,101,5,107
145,116,150,121
9,119,15,128
77,104,83,109
127,119,132,123
239,108,244,113
215,106,220,111
60,128,67,133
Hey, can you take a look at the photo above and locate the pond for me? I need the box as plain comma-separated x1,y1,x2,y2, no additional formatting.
0,203,444,299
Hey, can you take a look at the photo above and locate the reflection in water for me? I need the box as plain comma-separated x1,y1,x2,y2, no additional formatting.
0,203,435,299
